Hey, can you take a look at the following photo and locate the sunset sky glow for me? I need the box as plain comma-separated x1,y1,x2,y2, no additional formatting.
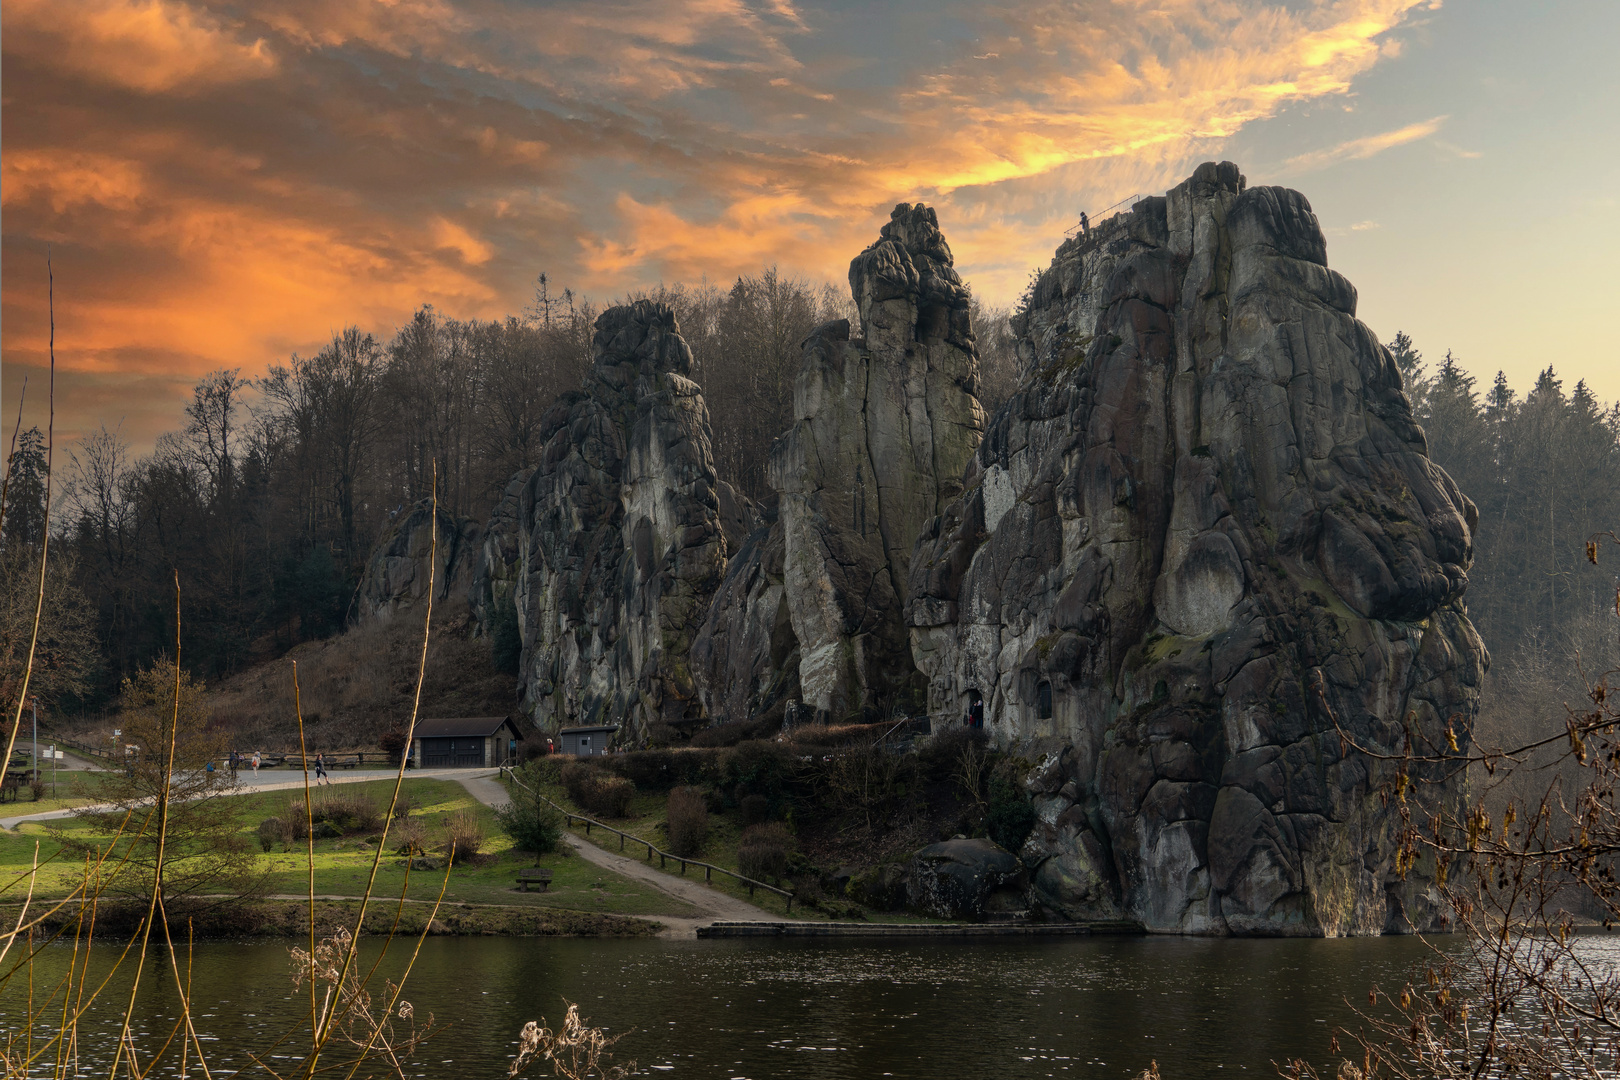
4,0,1617,453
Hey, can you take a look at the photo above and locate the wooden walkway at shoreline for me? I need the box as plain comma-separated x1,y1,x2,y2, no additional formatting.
697,920,1146,938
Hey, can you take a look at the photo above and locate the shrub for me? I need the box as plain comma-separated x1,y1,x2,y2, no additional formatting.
920,724,987,781
817,739,915,829
515,735,551,763
495,789,564,855
443,810,485,862
736,821,794,883
314,820,343,840
560,761,598,805
986,775,1035,854
393,817,428,855
561,763,635,817
256,819,279,853
722,740,793,802
312,790,382,833
590,775,634,817
690,719,755,749
665,786,708,856
739,792,770,826
389,792,416,821
282,800,311,840
29,780,47,801
609,748,683,790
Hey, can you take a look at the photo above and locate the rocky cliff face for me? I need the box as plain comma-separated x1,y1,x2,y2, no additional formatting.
355,501,481,623
505,300,735,741
906,162,1485,935
467,466,535,629
694,203,985,724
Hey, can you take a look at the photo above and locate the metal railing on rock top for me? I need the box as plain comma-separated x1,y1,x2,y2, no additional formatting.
500,766,795,913
1063,192,1154,238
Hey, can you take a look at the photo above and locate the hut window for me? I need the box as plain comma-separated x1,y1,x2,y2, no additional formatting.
1037,681,1053,720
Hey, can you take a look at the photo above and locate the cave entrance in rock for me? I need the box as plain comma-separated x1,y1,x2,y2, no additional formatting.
965,688,984,729
1036,681,1053,721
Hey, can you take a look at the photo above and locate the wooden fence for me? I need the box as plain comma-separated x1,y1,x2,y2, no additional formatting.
500,766,796,913
53,736,115,761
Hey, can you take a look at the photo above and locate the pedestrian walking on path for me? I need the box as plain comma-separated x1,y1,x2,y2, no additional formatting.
314,752,327,784
252,750,261,776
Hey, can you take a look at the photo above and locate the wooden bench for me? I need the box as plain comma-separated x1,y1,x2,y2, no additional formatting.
515,869,553,893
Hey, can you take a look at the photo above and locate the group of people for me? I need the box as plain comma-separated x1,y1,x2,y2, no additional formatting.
225,749,260,779
222,749,332,784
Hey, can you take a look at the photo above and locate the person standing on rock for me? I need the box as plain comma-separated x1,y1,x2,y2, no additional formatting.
1080,211,1090,237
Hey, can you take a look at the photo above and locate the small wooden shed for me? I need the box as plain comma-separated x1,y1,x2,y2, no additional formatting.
411,716,524,769
557,724,618,757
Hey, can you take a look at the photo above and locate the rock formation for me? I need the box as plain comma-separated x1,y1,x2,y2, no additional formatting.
906,162,1485,935
689,508,801,726
355,501,481,623
906,837,1028,920
467,466,535,631
502,300,737,741
700,204,986,723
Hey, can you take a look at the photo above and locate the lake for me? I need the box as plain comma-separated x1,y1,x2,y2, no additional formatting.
4,931,1514,1078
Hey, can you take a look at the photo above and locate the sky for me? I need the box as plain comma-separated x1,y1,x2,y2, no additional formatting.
4,0,1617,455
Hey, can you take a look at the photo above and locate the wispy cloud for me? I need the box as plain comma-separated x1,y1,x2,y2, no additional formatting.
1433,139,1482,159
1284,114,1448,172
2,0,1432,449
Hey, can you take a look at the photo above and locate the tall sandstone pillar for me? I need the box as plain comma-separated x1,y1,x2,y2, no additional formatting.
908,163,1486,935
696,204,985,724
509,300,737,743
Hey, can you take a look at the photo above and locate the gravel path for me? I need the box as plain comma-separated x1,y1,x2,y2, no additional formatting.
1,764,791,938
454,771,790,938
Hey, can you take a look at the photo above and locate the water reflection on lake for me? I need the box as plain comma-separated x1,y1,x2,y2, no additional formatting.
4,932,1510,1077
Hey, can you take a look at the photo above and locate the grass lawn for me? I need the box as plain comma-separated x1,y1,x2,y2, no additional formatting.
0,770,116,816
521,773,813,919
0,777,699,920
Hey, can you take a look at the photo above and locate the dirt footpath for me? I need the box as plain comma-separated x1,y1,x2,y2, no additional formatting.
454,771,794,938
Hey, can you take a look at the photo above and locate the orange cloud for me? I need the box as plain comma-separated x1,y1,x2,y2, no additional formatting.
1,0,1432,454
5,0,276,93
1284,115,1448,171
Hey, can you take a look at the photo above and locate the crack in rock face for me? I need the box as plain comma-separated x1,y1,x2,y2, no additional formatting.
905,161,1485,936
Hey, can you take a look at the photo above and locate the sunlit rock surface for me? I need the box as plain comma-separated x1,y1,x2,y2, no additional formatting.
906,162,1486,935
503,300,734,741
693,204,985,724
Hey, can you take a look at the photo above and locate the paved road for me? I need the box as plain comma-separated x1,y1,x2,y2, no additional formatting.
454,771,788,938
0,766,490,831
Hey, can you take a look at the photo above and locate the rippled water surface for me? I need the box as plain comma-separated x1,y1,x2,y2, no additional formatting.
5,932,1508,1077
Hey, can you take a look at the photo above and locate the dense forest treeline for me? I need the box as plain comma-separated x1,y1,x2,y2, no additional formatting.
1389,334,1620,673
0,270,1021,709
0,263,1613,720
